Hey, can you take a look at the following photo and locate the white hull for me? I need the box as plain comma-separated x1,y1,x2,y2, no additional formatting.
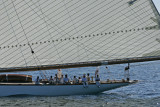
0,81,137,96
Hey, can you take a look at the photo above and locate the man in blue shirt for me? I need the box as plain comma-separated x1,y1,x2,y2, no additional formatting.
82,74,88,88
64,74,70,84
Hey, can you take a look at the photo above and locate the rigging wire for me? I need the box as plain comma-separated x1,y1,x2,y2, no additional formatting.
23,0,107,66
2,0,28,68
63,0,89,72
0,0,111,64
101,1,158,60
125,1,159,57
10,0,47,79
25,0,65,76
63,0,89,62
30,0,107,60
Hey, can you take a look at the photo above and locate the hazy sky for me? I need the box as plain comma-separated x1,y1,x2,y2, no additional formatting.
153,0,160,13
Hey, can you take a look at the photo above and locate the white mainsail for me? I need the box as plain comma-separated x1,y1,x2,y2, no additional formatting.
0,0,160,71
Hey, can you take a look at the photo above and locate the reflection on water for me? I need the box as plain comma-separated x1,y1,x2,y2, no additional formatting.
1,61,160,107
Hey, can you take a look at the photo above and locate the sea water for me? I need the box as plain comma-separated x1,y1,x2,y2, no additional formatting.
1,61,160,107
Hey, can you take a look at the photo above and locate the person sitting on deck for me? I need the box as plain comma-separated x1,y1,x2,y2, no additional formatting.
73,76,78,84
95,75,100,87
35,76,40,85
78,77,82,84
82,74,88,88
49,76,54,84
64,74,70,84
59,75,64,84
91,76,94,82
53,74,58,84
87,73,90,83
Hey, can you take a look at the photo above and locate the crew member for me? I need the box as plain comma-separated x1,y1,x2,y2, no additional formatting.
87,73,90,83
57,69,62,81
95,75,100,87
73,76,78,84
82,74,88,88
49,76,54,84
35,76,40,85
64,74,70,84
95,67,99,78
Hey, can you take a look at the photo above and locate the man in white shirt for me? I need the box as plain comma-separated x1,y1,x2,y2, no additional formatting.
78,77,82,84
57,69,62,80
59,75,64,84
53,74,58,84
73,76,78,84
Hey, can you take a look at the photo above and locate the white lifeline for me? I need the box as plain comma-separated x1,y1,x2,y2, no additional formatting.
0,81,136,96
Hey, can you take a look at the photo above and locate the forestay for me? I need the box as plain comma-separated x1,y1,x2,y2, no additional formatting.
0,0,160,71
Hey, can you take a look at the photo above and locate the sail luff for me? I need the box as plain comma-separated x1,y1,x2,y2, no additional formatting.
0,56,160,73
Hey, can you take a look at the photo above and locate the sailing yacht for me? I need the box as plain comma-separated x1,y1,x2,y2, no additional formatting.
0,0,159,96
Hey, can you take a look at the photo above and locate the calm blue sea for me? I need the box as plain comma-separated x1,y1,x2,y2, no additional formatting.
1,61,160,107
